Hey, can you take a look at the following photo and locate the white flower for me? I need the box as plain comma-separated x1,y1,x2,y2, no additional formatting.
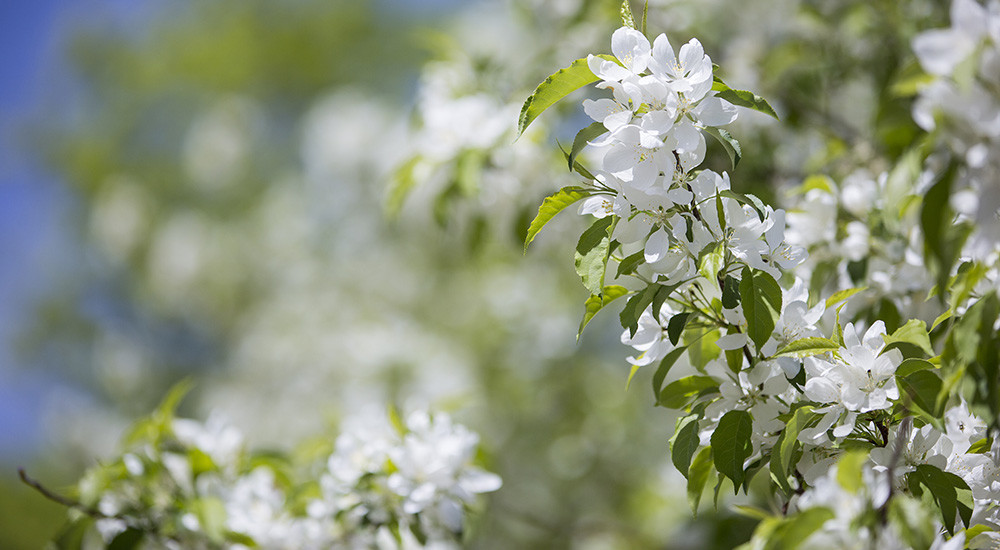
912,0,991,77
648,35,713,94
801,322,902,442
620,301,680,367
587,27,651,83
387,412,501,533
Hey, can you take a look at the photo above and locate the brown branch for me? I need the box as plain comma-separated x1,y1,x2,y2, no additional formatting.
19,468,107,519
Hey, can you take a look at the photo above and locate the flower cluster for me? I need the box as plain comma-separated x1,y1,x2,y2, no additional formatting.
523,9,1000,546
57,395,500,550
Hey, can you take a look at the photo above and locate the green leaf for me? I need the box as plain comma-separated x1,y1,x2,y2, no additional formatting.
920,160,965,297
722,274,740,309
386,156,421,218
524,186,590,252
659,375,718,408
772,337,839,359
652,345,689,397
711,77,779,119
898,369,944,417
908,464,973,533
765,507,836,550
620,0,636,28
517,55,616,137
626,363,643,391
698,242,726,286
108,528,144,550
704,126,742,169
579,285,631,338
883,319,935,358
620,284,657,337
770,406,816,494
671,414,701,477
719,190,766,221
824,286,866,309
896,358,935,378
687,446,713,515
575,216,615,295
568,122,607,172
687,329,722,370
667,312,691,345
739,267,782,352
711,410,753,492
641,0,648,35
53,518,95,550
836,451,869,493
968,437,993,454
193,497,228,544
616,249,645,278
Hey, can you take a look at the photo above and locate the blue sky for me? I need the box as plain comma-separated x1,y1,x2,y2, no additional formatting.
0,0,468,459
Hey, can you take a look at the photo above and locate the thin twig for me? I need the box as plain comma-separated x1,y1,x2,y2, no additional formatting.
19,468,107,519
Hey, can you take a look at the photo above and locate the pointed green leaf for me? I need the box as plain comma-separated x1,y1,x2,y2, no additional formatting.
898,369,944,417
722,275,740,309
579,285,631,337
671,414,701,477
768,507,836,550
698,242,726,285
896,358,935,378
704,126,742,169
620,0,636,28
659,375,718,408
517,55,616,137
386,156,422,218
687,446,713,515
739,267,782,352
824,287,867,309
770,406,816,494
620,284,657,337
568,122,608,171
652,345,689,397
909,464,973,533
883,319,935,357
667,312,691,346
711,410,753,492
616,249,645,278
575,216,615,295
719,190,766,221
773,337,839,359
524,186,590,252
711,76,779,119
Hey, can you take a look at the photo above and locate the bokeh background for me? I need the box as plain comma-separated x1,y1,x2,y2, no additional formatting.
0,0,948,547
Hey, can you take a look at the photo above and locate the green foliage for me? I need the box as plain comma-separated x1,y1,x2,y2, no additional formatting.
711,410,753,492
907,464,974,534
568,122,607,172
704,127,742,170
769,406,816,494
739,267,782,353
517,55,616,137
882,319,934,358
687,446,714,515
579,285,630,337
772,337,839,359
711,77,779,120
524,187,591,252
670,414,701,477
575,216,615,295
652,345,689,398
659,376,718,408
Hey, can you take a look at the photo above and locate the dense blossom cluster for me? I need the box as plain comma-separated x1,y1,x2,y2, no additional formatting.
523,2,1000,545
67,399,500,549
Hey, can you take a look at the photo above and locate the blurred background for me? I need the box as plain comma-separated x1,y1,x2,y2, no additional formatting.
0,0,945,547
